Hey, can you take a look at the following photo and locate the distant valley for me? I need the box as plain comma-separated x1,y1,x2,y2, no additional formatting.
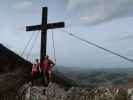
56,66,133,87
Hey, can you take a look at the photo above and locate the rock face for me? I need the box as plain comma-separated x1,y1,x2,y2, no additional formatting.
22,83,67,100
46,83,67,100
128,88,133,100
0,44,32,96
25,86,46,100
22,82,127,100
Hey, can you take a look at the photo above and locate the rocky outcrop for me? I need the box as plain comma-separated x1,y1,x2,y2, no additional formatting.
128,88,133,100
22,82,127,100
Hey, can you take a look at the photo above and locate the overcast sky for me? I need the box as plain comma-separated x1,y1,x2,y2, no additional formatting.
0,0,133,68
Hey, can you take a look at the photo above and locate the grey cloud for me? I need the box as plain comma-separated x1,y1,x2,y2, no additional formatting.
110,34,133,42
119,35,133,41
67,0,133,25
12,1,33,10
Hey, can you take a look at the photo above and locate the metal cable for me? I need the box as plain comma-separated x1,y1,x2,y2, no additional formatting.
51,30,56,63
26,31,40,59
61,29,133,63
21,32,36,57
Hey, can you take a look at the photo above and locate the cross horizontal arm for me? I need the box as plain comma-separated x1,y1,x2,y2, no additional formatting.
47,22,65,29
26,25,41,31
26,22,65,31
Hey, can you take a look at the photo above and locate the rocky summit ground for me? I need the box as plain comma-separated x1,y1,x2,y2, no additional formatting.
17,82,128,100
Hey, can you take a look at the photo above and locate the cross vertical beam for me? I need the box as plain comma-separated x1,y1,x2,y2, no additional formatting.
41,7,47,63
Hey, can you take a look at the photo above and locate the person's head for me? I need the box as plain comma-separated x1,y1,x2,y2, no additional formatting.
35,59,39,63
45,55,49,59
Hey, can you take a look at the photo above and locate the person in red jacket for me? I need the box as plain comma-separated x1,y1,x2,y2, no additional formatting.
31,59,40,85
42,55,55,86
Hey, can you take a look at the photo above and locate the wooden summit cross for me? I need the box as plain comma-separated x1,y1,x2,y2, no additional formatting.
26,7,65,64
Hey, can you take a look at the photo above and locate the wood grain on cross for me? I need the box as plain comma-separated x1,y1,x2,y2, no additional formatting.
26,7,65,65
